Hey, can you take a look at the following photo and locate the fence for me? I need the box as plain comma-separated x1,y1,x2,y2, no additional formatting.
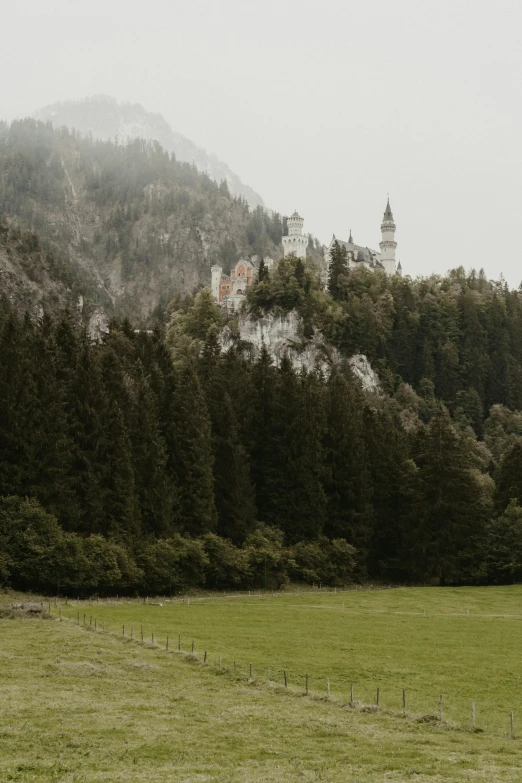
49,601,518,741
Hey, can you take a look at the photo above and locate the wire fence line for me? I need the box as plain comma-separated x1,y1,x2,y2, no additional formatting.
51,605,519,741
48,593,522,622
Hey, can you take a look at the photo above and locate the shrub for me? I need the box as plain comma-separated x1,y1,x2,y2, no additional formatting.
243,524,289,589
201,533,250,589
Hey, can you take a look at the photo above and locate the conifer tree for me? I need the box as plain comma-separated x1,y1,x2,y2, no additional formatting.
409,406,488,583
53,313,106,533
198,332,256,543
98,397,139,539
257,258,269,282
128,362,173,537
495,437,522,512
322,369,371,555
171,362,217,535
327,240,349,300
259,356,327,542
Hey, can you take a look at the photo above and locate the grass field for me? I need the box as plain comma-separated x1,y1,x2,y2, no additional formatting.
2,586,522,781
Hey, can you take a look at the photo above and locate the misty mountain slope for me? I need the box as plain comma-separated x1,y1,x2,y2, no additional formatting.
0,214,107,316
0,119,284,321
34,95,265,209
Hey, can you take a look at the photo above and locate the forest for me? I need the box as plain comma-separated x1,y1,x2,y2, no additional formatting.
0,119,312,320
3,243,522,595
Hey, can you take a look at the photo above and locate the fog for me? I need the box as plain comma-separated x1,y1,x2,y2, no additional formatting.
2,0,522,284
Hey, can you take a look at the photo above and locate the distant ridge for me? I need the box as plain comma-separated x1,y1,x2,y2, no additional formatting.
34,95,265,209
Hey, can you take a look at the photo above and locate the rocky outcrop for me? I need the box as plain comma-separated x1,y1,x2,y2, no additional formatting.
220,310,380,390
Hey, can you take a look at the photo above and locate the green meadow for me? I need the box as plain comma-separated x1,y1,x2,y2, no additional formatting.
3,586,522,781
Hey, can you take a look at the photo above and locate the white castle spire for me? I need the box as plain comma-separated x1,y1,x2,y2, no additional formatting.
379,198,397,275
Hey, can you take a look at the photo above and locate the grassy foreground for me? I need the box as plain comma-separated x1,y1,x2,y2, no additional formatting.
58,585,522,736
1,588,522,781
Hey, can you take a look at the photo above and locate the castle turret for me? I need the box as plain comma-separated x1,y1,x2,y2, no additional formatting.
211,264,222,302
282,211,307,259
379,198,397,275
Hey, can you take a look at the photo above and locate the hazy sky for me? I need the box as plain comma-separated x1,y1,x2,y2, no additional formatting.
2,0,522,284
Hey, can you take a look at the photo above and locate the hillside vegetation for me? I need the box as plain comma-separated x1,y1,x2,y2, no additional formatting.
0,119,289,321
34,94,266,208
4,250,522,591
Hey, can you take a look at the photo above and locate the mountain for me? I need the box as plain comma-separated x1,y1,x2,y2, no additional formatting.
34,95,265,209
0,216,93,313
0,119,286,322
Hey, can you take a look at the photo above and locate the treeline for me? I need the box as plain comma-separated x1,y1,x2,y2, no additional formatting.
3,285,522,593
249,246,522,420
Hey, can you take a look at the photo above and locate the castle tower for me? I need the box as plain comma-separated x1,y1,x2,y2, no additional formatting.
282,211,307,259
379,198,397,275
211,264,222,302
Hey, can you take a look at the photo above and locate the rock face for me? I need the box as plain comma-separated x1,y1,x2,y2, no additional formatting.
220,310,380,390
34,96,265,209
348,354,381,392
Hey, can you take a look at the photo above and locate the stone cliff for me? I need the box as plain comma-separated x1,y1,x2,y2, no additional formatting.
220,310,380,390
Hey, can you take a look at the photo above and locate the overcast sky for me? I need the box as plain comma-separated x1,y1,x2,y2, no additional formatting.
2,0,522,284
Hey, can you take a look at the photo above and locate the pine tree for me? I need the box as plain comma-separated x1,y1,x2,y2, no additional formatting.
258,258,269,282
53,313,105,533
495,438,522,512
409,406,488,583
198,332,256,543
258,357,327,542
128,362,173,537
322,370,371,555
328,240,349,300
171,362,217,535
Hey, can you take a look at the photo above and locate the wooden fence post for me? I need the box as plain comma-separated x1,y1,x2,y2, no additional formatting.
284,670,287,688
402,689,406,710
191,641,194,654
122,625,125,636
152,632,154,645
204,651,207,664
327,678,330,701
376,687,380,706
166,636,169,651
141,625,143,642
306,673,309,695
350,684,354,704
178,634,181,651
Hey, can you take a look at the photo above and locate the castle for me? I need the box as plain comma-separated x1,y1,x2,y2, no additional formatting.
211,211,307,306
325,199,401,277
282,211,307,259
211,256,275,307
211,202,399,306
